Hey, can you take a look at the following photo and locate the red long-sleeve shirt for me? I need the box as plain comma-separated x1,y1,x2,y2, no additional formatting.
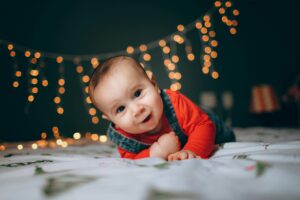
116,89,216,159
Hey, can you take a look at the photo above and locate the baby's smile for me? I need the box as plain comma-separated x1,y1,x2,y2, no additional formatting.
142,114,152,123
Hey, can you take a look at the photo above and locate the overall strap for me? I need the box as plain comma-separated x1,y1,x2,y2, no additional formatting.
160,89,188,148
107,123,151,154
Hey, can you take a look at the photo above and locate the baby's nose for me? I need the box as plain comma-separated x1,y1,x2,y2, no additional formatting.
132,104,145,118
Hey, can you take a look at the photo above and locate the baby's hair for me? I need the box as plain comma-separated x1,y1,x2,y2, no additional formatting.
88,55,147,103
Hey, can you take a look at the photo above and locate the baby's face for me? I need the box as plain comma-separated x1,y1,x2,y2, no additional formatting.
93,62,163,134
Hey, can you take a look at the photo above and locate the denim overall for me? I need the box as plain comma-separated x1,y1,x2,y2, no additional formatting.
107,89,235,153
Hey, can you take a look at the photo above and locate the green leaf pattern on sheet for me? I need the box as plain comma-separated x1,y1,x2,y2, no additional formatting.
43,174,97,197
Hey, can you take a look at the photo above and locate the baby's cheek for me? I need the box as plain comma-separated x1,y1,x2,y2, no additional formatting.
118,117,133,131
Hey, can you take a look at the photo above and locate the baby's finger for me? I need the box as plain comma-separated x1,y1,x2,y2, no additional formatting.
168,153,178,161
167,154,174,161
179,151,188,160
188,152,196,159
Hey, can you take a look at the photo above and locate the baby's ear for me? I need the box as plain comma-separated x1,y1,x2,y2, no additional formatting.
147,72,161,93
102,114,109,120
146,71,158,86
146,71,154,81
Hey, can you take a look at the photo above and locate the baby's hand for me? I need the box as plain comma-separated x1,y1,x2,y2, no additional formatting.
157,131,180,154
167,150,200,161
150,132,180,159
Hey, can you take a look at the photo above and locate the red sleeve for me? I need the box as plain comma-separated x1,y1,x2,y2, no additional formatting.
168,90,216,158
118,146,150,159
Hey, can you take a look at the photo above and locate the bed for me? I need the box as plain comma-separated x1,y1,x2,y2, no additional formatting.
1,127,300,200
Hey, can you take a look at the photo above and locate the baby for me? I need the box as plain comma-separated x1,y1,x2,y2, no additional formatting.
89,55,235,160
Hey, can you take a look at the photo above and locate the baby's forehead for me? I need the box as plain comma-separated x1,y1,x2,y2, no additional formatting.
108,60,146,77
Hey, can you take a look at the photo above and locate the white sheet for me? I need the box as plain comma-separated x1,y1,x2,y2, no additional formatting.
1,127,300,200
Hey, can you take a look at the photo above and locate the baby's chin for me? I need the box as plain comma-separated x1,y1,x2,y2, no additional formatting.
122,124,162,135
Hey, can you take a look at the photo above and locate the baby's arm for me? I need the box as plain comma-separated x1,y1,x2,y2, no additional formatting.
150,132,180,160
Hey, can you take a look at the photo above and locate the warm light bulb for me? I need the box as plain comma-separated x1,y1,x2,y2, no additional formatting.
91,57,99,67
200,27,208,34
76,65,84,74
31,78,38,85
219,8,225,14
58,78,65,86
214,1,221,7
175,72,182,80
86,96,92,104
99,135,108,143
211,51,218,58
139,44,147,52
30,70,39,76
32,143,38,150
15,71,22,77
73,132,81,140
225,1,232,7
204,47,212,54
13,81,19,88
10,51,16,57
143,53,151,61
167,63,175,71
56,56,63,63
28,95,34,102
58,87,65,94
195,22,202,29
54,96,61,104
162,46,170,54
8,44,14,50
211,40,218,47
233,9,240,16
209,31,216,38
170,83,178,91
164,59,171,67
42,80,48,87
203,55,211,61
212,71,219,79
171,55,179,63
187,53,195,61
230,27,237,35
126,46,135,54
57,107,64,114
92,116,99,124
204,21,211,28
91,134,99,141
17,144,23,150
89,107,97,116
25,51,31,57
32,87,39,94
61,141,68,148
0,145,6,151
202,67,209,74
158,40,166,47
177,24,184,32
41,132,47,139
85,86,89,94
34,52,41,59
82,75,90,83
168,72,175,79
203,15,210,22
202,35,209,42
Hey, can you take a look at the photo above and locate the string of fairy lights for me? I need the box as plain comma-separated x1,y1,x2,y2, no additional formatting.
0,0,239,151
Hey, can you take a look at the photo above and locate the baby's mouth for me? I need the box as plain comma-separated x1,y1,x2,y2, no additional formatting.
142,114,152,123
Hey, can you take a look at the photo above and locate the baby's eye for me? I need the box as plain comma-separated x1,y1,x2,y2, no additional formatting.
134,89,142,98
116,106,125,113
